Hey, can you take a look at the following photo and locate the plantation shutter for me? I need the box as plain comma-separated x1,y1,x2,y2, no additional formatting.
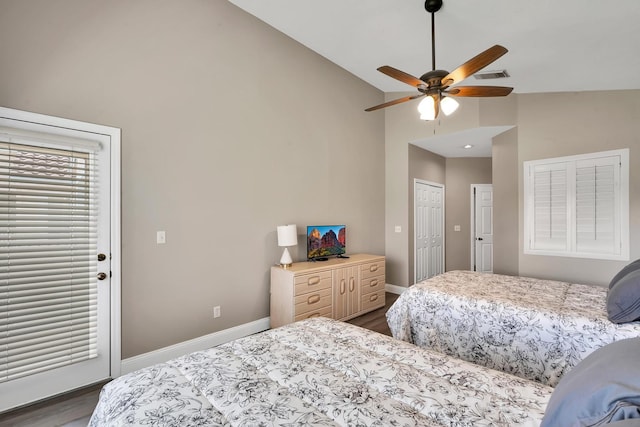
0,140,99,382
575,156,619,255
531,162,568,252
525,150,627,260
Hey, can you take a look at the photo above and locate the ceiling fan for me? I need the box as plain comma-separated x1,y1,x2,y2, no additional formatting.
365,0,513,120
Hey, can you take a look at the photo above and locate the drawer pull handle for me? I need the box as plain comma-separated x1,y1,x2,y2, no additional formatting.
340,279,346,295
370,279,378,287
370,265,378,272
370,294,379,302
307,294,320,305
349,277,355,292
307,312,321,318
307,276,321,286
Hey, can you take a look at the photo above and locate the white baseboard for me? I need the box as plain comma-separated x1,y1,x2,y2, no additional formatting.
121,286,406,376
385,283,408,295
121,317,271,375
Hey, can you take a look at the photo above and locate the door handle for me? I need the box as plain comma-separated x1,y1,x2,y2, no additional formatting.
477,237,483,241
97,272,108,280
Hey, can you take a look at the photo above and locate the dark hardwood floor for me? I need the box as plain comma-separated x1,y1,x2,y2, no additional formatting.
346,291,399,335
0,381,105,427
0,292,400,427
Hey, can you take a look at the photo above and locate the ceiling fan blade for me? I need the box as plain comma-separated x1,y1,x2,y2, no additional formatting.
445,86,513,97
377,66,425,88
365,94,424,112
441,45,508,86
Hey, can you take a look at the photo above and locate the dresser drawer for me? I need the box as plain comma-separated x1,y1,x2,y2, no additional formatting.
360,260,385,280
360,289,385,311
361,275,385,294
295,287,332,315
294,305,332,322
294,270,332,296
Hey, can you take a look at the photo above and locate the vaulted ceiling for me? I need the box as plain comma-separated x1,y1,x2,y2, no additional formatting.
228,0,640,157
229,0,640,94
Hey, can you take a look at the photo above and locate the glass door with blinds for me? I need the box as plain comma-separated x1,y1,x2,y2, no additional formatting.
0,109,118,412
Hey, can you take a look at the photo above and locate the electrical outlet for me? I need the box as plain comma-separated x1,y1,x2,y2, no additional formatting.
213,306,221,318
156,231,166,244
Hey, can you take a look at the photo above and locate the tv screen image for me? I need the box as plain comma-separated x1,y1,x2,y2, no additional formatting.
307,225,346,260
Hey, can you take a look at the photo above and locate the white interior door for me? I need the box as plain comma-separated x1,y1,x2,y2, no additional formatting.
0,108,119,412
472,184,493,273
415,180,444,283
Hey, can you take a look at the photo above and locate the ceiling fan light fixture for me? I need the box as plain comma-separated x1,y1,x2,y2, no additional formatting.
418,95,437,121
364,0,512,117
441,96,459,116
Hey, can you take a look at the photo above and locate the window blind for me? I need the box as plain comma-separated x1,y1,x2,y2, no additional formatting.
532,162,568,252
524,149,627,260
0,141,99,383
575,156,618,254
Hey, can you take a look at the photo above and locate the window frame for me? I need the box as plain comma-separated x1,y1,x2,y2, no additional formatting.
523,149,629,261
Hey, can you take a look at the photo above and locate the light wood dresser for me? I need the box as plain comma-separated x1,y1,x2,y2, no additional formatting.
270,253,385,328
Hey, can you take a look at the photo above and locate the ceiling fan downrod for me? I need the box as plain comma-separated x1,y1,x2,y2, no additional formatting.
425,0,442,71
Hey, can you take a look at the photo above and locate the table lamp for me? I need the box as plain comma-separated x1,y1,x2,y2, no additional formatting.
277,224,297,268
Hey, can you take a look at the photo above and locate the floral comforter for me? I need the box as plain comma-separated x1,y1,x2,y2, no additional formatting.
386,270,640,387
90,317,550,426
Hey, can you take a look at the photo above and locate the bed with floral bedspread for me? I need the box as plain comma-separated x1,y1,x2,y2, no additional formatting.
386,270,640,387
89,317,551,426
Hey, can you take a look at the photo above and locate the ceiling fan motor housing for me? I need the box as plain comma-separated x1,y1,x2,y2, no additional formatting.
419,69,449,93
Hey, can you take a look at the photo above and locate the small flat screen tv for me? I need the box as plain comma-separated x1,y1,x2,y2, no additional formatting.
307,225,346,261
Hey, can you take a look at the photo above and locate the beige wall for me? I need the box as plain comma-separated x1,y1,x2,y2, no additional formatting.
3,1,638,360
387,90,639,288
491,128,519,275
514,91,640,286
0,0,385,358
407,144,446,283
385,93,482,286
406,148,492,280
444,157,492,271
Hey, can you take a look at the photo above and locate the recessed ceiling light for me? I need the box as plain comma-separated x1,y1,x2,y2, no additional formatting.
463,144,473,149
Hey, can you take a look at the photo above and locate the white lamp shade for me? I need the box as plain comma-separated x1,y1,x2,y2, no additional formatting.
277,224,298,247
441,96,459,116
417,96,436,121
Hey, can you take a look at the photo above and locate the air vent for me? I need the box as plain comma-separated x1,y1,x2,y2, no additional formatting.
473,70,510,80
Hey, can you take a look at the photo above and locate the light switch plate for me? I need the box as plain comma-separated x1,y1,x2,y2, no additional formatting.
156,231,166,244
